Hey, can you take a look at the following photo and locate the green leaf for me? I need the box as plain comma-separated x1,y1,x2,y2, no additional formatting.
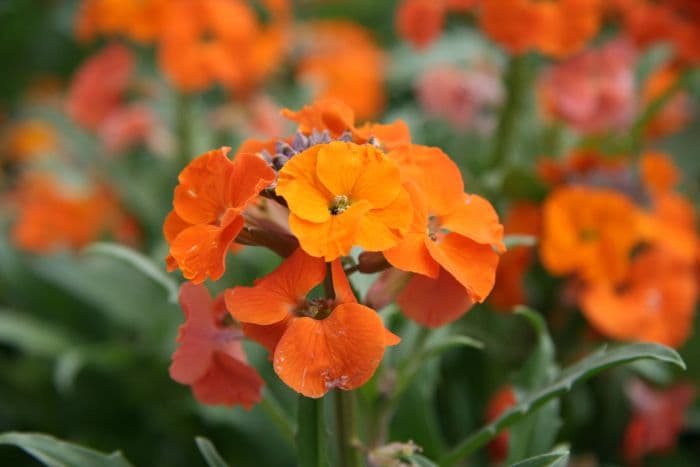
438,342,685,466
296,396,329,467
83,242,179,303
507,307,561,463
0,309,72,356
0,432,133,467
504,235,537,249
195,437,231,467
509,449,570,467
421,335,485,358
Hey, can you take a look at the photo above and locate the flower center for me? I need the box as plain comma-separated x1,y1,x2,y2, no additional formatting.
427,215,441,241
329,194,351,215
295,298,334,320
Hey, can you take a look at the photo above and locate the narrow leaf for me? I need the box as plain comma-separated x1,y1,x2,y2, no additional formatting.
195,437,230,467
0,309,72,356
0,432,133,467
83,242,179,302
509,449,570,467
438,343,685,466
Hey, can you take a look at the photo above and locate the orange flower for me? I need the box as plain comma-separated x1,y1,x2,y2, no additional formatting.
490,203,541,311
75,0,167,44
275,141,412,260
296,21,385,120
614,0,700,67
2,120,58,162
383,144,503,322
540,185,645,285
480,0,602,58
281,99,411,150
623,378,696,465
395,0,446,50
640,152,679,196
11,175,136,253
170,282,263,408
158,0,285,94
642,66,692,139
164,147,275,283
395,0,478,50
226,249,399,398
66,43,134,130
581,248,697,348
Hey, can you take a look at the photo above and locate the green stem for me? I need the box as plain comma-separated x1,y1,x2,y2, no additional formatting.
489,54,529,169
296,395,328,467
175,92,194,169
260,389,295,446
334,390,362,467
628,68,695,155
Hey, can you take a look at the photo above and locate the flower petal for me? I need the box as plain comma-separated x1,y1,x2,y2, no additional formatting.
426,233,499,302
226,248,326,325
441,194,505,251
355,187,413,251
273,303,388,398
288,200,371,260
397,268,474,327
170,215,244,283
192,351,264,408
276,145,333,223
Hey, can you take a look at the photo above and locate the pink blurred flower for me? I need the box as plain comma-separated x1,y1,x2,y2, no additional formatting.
98,104,156,154
623,378,695,465
539,39,637,134
416,63,503,132
66,43,134,130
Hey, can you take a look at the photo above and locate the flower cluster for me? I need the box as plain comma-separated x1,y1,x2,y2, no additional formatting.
166,99,504,402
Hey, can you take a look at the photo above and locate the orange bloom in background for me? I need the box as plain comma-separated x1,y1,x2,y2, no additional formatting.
164,147,275,283
623,379,695,465
67,43,134,130
536,150,629,187
395,0,478,50
384,144,504,326
581,248,697,348
170,282,263,408
2,120,58,162
640,152,679,196
490,203,541,311
275,141,412,260
226,249,399,398
296,21,385,120
75,0,167,44
480,0,602,58
158,0,285,94
485,385,517,464
642,66,692,139
614,0,700,67
396,0,446,50
11,175,137,253
540,185,645,285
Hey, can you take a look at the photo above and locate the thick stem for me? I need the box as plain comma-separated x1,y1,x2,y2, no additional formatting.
489,54,529,169
296,395,328,467
334,390,362,467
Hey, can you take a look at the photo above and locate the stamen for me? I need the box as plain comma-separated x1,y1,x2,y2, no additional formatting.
330,194,351,215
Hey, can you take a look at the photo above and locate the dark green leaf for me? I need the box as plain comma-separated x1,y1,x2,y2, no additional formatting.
0,432,133,467
439,343,685,466
195,437,230,467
